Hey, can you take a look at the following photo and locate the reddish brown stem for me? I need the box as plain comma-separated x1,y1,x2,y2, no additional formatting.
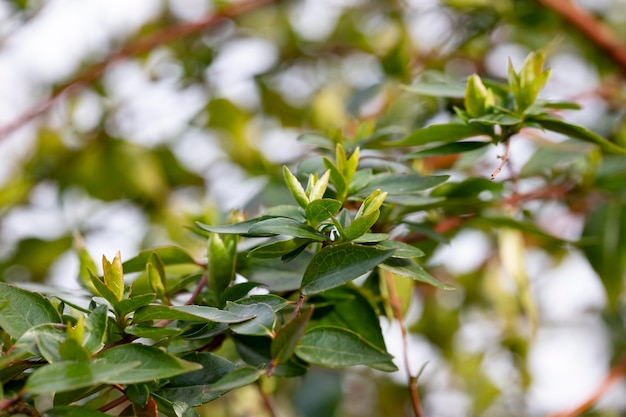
491,138,511,180
546,352,626,417
185,273,208,305
384,270,424,417
0,0,276,138
535,0,626,73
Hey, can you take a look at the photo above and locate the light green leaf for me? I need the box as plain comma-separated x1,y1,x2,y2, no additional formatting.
301,244,394,295
530,116,626,155
391,124,487,147
102,252,124,302
401,82,466,98
344,210,379,241
16,323,65,363
115,293,156,317
379,258,454,289
358,173,449,196
469,113,522,126
0,282,62,339
295,326,394,368
84,305,108,354
283,165,309,208
133,305,254,323
404,141,489,159
123,246,198,273
248,217,327,240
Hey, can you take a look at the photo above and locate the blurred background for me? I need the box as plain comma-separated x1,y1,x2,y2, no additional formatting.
1,0,626,416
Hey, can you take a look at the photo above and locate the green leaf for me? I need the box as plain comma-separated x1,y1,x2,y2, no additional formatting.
352,233,389,243
26,361,139,394
209,367,262,392
248,238,314,259
391,123,487,147
404,141,489,159
401,82,466,98
226,302,276,336
358,173,449,196
115,293,156,317
196,217,274,236
469,113,522,126
248,217,327,240
123,246,197,273
305,199,342,225
465,74,494,118
126,383,151,407
271,308,314,365
133,305,254,323
124,325,183,338
84,305,108,353
43,406,112,417
344,210,379,241
301,244,395,295
207,232,237,297
376,240,425,258
16,323,65,363
530,115,626,155
88,270,120,308
379,258,454,289
295,326,394,368
0,282,62,339
234,295,289,312
233,335,308,377
96,344,202,384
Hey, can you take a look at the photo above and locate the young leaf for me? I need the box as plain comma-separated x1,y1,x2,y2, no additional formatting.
207,233,237,297
88,269,122,308
295,326,394,368
271,308,314,365
301,243,395,295
465,74,494,118
0,282,62,339
102,252,124,302
308,169,331,201
283,165,309,208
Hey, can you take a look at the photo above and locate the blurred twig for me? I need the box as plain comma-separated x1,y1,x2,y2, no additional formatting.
536,0,626,72
546,352,626,417
384,269,424,417
0,0,275,139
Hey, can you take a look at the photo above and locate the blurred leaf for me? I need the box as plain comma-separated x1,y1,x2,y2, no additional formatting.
358,173,449,196
271,308,314,365
404,141,489,159
402,83,466,98
0,282,62,339
379,258,454,289
391,124,488,147
43,406,111,417
123,246,197,274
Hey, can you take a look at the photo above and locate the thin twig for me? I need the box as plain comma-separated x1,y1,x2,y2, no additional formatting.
535,0,626,73
290,292,306,320
0,0,276,139
546,353,626,417
98,393,129,413
257,381,278,417
384,270,424,417
185,273,208,305
491,137,511,180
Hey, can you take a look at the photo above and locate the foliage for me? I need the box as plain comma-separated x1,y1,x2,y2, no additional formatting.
3,1,626,416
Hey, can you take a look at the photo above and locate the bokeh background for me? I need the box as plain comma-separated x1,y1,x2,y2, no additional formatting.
2,0,626,416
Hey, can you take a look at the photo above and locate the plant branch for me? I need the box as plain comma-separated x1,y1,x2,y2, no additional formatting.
0,0,276,139
185,273,208,305
384,270,424,417
535,0,626,73
546,352,626,417
491,137,511,180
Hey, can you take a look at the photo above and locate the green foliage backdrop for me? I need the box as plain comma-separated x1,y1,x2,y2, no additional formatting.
2,0,626,416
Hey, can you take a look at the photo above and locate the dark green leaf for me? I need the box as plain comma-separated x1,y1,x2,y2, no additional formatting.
248,238,314,259
124,325,183,338
209,367,262,392
391,124,487,147
271,308,314,365
379,258,454,289
248,217,327,241
0,282,62,339
234,294,289,311
115,293,156,317
305,199,342,225
133,305,254,324
126,384,150,407
295,326,394,368
301,244,394,295
96,344,202,384
196,217,275,235
43,406,112,417
226,302,276,336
